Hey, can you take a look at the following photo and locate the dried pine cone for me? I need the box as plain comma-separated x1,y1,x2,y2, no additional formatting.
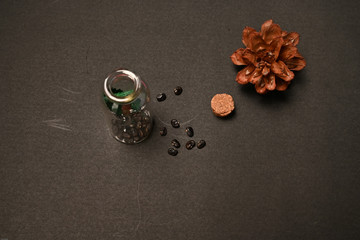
231,19,306,94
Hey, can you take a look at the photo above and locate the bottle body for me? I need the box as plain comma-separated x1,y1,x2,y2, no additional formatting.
102,69,153,144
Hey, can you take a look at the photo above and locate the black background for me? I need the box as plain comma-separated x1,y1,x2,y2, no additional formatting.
1,0,360,239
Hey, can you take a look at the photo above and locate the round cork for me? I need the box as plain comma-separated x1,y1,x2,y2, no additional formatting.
211,93,235,117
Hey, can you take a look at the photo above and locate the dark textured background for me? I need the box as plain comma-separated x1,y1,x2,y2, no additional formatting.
1,0,360,239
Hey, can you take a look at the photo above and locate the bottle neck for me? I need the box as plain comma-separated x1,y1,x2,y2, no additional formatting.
104,69,142,104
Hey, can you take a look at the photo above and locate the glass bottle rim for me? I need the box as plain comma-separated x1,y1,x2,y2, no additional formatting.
104,69,141,104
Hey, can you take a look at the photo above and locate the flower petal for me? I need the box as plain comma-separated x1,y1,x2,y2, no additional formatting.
246,31,267,53
249,67,262,84
231,48,257,66
242,27,256,48
275,78,290,91
264,72,276,90
283,32,300,46
260,19,283,44
278,45,298,61
236,65,255,84
262,65,270,76
255,77,267,94
284,56,306,71
271,61,294,81
242,48,257,65
268,37,284,61
230,48,247,65
261,19,273,34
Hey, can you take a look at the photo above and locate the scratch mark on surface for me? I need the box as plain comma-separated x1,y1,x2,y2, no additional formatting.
152,104,202,127
181,113,200,125
154,113,200,127
48,123,71,131
134,163,144,236
43,119,63,123
86,46,90,74
59,98,76,103
145,220,178,226
62,87,81,94
155,115,171,127
43,119,71,131
168,134,189,140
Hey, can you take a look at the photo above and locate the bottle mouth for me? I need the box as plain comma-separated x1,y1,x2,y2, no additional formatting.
104,69,141,104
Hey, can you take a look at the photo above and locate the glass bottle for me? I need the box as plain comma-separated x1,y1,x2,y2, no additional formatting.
102,69,153,144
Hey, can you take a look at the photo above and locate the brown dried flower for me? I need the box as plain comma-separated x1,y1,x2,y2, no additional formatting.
231,19,306,94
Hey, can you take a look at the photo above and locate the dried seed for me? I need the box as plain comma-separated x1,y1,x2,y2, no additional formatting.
185,140,196,150
130,128,137,136
171,119,180,128
185,127,194,137
197,140,206,149
171,139,181,148
160,127,167,136
143,116,150,123
156,93,166,102
123,133,131,139
124,138,134,144
134,116,142,122
168,148,178,156
174,86,183,95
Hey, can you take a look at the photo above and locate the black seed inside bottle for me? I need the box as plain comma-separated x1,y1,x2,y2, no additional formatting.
160,127,167,136
197,140,206,149
174,86,183,95
185,127,194,137
186,140,196,150
171,139,181,148
171,119,180,128
112,112,152,144
168,148,178,156
156,93,166,102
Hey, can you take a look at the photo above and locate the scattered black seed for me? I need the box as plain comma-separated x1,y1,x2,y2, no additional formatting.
156,93,166,102
171,119,180,128
168,148,178,156
171,139,181,148
185,127,194,137
160,127,167,136
174,86,183,95
197,140,206,149
185,140,196,150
